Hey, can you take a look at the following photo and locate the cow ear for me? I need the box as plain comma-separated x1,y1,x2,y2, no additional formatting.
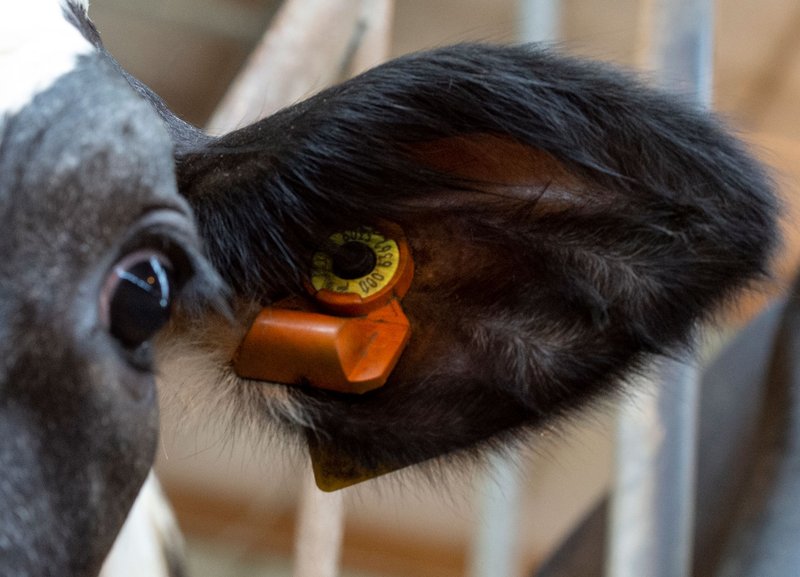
168,44,778,481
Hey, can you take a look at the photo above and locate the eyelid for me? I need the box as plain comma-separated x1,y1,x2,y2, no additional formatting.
112,210,199,288
117,208,198,254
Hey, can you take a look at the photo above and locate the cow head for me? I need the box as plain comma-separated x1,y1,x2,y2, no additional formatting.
0,2,219,574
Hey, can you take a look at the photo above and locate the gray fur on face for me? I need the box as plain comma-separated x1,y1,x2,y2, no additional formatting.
0,38,216,577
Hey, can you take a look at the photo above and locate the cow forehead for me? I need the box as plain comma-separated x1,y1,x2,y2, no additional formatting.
0,0,93,119
0,0,188,287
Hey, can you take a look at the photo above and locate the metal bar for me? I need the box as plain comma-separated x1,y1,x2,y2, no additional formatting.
293,471,346,577
606,3,713,576
468,453,524,577
518,0,561,44
636,0,714,105
467,5,563,577
606,359,701,577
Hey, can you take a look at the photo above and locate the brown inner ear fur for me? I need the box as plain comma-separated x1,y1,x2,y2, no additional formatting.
409,134,608,213
396,132,612,348
392,134,597,385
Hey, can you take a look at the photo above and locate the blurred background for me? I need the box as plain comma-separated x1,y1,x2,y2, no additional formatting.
86,1,800,576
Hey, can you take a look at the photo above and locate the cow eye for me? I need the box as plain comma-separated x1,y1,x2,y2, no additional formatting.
102,250,177,350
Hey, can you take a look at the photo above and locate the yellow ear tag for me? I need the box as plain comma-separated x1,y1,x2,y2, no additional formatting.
311,229,402,302
308,225,413,316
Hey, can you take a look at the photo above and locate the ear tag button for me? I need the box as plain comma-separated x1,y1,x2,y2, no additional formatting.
233,224,413,395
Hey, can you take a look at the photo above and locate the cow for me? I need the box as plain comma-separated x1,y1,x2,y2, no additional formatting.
0,1,778,575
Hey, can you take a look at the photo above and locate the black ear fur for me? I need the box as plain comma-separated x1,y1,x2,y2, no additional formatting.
173,44,778,472
177,43,775,298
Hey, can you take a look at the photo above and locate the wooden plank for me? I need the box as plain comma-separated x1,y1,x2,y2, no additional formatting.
206,0,365,133
349,0,395,75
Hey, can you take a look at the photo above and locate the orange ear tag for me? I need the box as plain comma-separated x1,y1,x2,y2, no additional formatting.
233,223,413,395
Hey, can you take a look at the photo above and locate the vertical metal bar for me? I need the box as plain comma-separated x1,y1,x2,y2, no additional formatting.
467,6,562,577
518,0,561,44
468,453,524,577
293,470,346,577
607,359,701,577
637,0,714,105
607,3,713,576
